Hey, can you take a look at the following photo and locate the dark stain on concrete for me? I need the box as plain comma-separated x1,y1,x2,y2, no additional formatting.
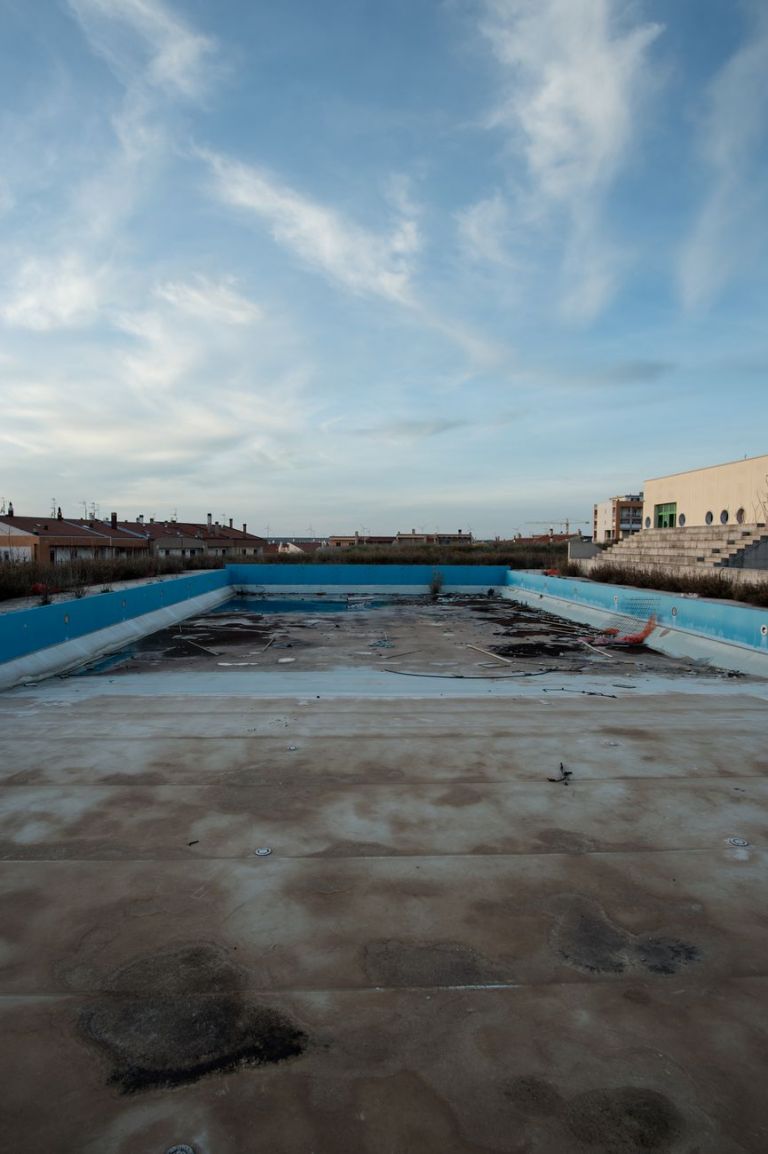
363,940,508,987
635,936,700,976
564,1087,683,1150
551,896,700,977
505,1077,683,1150
79,944,308,1093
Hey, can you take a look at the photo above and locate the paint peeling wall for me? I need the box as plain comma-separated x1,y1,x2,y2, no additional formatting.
506,571,768,654
0,570,230,665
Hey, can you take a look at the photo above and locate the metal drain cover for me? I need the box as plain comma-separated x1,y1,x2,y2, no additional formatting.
166,1146,195,1154
254,847,272,856
726,837,750,847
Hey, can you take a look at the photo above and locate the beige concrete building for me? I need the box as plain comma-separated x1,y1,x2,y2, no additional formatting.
592,494,643,544
643,453,768,529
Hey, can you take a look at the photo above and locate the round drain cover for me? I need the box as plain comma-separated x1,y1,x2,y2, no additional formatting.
726,837,750,847
254,847,272,856
167,1146,195,1154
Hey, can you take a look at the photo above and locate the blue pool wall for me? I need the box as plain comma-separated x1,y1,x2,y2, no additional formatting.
0,570,229,664
2,563,768,672
505,571,768,654
0,565,505,665
227,563,507,590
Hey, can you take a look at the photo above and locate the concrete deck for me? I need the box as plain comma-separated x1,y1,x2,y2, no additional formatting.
1,597,767,1153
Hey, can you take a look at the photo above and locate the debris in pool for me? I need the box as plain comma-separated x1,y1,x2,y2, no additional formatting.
278,657,296,664
547,762,573,785
166,1146,196,1154
287,745,298,751
254,847,272,856
187,840,199,847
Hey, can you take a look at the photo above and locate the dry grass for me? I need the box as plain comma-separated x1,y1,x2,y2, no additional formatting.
0,555,224,603
250,542,568,568
573,562,768,608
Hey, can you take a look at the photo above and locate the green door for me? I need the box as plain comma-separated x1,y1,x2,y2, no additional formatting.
654,502,677,529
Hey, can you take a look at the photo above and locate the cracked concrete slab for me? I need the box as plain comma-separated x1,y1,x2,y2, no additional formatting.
0,596,766,1152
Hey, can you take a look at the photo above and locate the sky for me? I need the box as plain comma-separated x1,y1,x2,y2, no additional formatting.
0,0,766,538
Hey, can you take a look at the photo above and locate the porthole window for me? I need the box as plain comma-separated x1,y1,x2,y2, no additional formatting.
645,516,651,528
720,509,729,524
678,513,686,527
736,507,745,524
705,511,714,525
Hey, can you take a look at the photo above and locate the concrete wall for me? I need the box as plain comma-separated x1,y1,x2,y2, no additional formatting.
568,539,601,560
574,556,768,587
644,454,768,529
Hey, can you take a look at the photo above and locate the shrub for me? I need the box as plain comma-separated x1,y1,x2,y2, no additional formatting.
0,554,226,603
585,563,768,608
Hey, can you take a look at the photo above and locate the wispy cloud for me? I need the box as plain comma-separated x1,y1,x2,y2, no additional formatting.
348,418,472,441
155,276,263,326
456,193,512,265
202,150,421,305
67,0,216,100
0,255,106,331
679,9,768,310
475,0,662,319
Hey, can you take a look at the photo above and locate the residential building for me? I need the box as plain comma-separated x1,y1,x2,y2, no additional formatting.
0,512,149,564
328,534,397,548
118,515,264,558
394,530,473,546
328,530,473,548
592,495,644,544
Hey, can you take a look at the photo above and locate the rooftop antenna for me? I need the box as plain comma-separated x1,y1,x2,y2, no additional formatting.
50,497,57,518
89,501,98,520
0,498,6,516
170,509,177,523
81,499,88,518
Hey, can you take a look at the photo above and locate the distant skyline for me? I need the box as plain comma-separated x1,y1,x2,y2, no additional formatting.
1,0,767,537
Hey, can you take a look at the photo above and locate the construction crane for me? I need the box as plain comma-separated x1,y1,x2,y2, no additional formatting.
525,519,590,536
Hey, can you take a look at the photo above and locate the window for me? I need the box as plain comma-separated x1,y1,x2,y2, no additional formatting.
678,513,686,527
645,516,651,528
705,511,713,525
720,510,729,524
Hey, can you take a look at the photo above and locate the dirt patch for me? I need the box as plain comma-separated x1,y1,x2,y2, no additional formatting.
78,943,308,1093
551,896,700,977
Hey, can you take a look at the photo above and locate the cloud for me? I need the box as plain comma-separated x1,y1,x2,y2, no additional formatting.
456,193,512,265
348,418,472,441
477,0,662,319
0,255,106,331
67,0,215,100
155,276,263,325
201,150,421,305
679,9,768,310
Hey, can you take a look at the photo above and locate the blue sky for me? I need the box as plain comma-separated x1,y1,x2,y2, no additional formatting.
0,0,766,536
